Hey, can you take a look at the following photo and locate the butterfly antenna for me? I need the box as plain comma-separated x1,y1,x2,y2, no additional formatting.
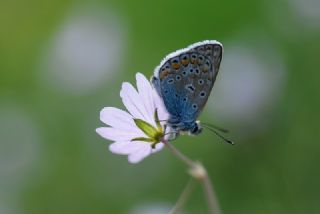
201,122,229,133
202,124,235,145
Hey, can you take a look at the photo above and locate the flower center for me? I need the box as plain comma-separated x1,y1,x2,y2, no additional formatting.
131,109,165,148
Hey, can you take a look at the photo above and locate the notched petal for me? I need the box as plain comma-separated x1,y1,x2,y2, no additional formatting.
96,127,141,141
128,145,152,164
100,107,137,131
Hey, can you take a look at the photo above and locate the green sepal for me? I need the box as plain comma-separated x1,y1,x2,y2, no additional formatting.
154,108,163,131
134,119,158,138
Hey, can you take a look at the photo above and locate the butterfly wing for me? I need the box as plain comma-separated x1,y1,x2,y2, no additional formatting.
152,40,223,125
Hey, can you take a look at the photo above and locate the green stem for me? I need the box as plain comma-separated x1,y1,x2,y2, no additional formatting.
163,140,194,168
202,171,221,214
163,140,221,214
169,178,195,214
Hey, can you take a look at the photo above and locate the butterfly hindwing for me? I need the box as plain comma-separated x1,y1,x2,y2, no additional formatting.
152,40,223,128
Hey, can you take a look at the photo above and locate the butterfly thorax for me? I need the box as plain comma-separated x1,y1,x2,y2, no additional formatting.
168,118,202,135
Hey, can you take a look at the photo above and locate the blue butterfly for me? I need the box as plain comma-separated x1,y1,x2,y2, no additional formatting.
152,40,223,139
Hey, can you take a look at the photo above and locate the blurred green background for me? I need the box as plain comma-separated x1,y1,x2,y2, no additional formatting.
1,0,320,213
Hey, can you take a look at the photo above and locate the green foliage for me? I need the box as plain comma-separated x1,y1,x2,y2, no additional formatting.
0,0,319,213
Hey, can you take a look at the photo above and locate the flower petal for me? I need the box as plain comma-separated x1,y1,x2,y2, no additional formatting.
109,141,147,155
128,143,152,163
120,82,150,122
97,73,169,164
151,142,164,153
136,73,156,126
100,107,141,132
96,127,143,142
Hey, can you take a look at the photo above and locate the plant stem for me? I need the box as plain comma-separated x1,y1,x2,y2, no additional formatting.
163,140,194,169
202,172,221,214
163,140,221,214
169,178,195,214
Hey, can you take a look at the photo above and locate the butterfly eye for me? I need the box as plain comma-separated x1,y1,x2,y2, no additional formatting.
195,68,200,75
192,124,199,134
198,79,204,85
192,104,198,110
183,97,187,102
175,75,181,81
189,68,194,73
164,89,169,94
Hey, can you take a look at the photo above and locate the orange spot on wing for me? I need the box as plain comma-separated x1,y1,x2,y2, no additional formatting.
190,58,198,64
172,62,180,70
160,70,169,80
181,59,189,66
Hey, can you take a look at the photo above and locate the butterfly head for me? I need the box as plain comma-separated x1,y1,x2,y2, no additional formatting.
190,121,202,135
170,120,202,136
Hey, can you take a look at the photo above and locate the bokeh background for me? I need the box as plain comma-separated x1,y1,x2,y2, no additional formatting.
1,0,320,213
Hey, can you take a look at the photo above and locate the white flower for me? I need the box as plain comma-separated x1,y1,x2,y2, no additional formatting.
96,73,169,163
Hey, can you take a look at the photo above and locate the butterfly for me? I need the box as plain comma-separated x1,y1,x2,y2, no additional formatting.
152,40,224,140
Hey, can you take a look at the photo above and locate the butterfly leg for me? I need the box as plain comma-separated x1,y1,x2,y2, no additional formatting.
168,131,179,141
